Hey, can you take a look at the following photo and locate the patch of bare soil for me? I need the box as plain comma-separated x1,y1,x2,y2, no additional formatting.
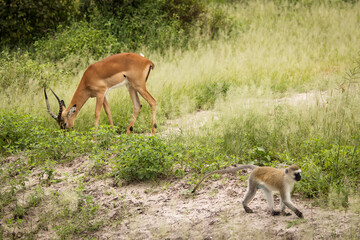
4,155,359,239
57,159,360,240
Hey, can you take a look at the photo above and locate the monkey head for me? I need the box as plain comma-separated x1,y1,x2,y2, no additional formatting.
285,164,302,182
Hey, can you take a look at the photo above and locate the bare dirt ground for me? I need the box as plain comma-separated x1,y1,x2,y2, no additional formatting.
34,156,360,239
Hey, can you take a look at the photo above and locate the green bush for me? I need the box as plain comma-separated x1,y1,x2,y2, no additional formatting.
112,135,175,183
0,0,78,46
161,0,205,26
0,50,60,92
298,141,360,200
0,111,45,155
29,0,225,58
33,22,120,62
0,111,94,160
88,1,185,52
27,129,93,162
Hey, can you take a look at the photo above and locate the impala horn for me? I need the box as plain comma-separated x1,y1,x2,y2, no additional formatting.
44,88,65,122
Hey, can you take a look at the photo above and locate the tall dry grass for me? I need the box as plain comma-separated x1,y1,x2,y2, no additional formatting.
0,1,359,133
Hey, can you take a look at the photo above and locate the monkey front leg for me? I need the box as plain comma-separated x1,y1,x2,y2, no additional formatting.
280,200,292,216
281,193,304,218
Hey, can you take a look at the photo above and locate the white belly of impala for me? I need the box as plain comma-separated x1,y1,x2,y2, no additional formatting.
105,79,129,99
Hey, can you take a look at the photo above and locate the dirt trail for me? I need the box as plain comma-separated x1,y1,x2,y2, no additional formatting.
162,91,329,137
91,175,358,240
42,157,360,239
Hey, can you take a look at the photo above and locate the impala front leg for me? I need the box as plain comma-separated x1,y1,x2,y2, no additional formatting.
94,94,105,130
103,96,114,126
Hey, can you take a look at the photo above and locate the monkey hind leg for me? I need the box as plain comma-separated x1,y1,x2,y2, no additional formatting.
242,180,258,213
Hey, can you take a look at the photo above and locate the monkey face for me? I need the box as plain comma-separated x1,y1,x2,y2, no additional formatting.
294,172,301,181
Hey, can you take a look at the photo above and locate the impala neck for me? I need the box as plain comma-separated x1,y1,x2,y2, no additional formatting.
65,86,90,118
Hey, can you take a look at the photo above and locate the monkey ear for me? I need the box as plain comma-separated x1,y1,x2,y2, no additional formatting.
67,104,77,118
285,169,288,174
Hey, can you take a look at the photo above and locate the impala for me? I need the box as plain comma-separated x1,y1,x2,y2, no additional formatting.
44,53,157,134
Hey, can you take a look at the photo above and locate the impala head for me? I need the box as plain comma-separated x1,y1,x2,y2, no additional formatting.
44,88,77,129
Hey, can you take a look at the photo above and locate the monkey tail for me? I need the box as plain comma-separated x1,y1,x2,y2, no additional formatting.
191,164,257,193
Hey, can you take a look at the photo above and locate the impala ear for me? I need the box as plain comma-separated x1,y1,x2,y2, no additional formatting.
67,104,77,118
61,102,66,113
60,100,66,108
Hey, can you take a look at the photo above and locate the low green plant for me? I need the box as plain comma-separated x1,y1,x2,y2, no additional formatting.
54,194,102,238
0,112,46,155
92,125,118,150
25,128,93,162
298,142,360,204
26,186,44,208
33,21,120,62
111,135,176,183
38,159,57,185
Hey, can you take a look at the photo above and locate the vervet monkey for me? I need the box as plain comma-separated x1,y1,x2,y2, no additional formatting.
192,164,303,218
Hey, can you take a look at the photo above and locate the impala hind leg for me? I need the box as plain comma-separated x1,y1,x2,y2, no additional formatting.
136,87,157,134
126,86,141,134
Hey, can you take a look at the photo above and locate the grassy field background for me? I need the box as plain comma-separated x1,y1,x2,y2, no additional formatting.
1,0,360,238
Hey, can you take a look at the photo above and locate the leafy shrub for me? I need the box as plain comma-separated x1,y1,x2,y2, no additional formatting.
0,111,94,161
161,0,205,26
89,1,186,52
0,111,45,155
0,50,62,93
92,125,119,150
298,141,360,202
297,160,331,199
27,129,93,162
33,22,120,62
112,135,175,183
0,0,78,46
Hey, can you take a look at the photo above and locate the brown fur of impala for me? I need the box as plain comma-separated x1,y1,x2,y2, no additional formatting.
45,53,157,134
